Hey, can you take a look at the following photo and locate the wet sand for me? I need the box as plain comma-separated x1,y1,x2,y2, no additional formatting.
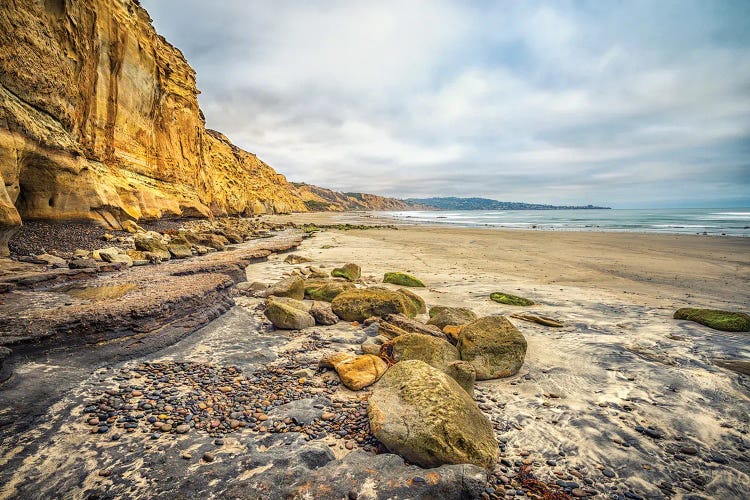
261,212,750,497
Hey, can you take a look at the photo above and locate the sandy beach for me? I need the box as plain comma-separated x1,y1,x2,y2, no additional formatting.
257,212,750,497
1,214,748,499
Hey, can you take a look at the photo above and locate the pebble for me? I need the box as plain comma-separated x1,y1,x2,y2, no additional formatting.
181,452,192,460
202,452,215,462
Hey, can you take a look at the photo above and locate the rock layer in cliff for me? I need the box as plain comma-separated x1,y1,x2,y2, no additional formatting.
0,0,306,255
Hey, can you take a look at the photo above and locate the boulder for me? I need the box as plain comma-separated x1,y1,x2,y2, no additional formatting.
446,361,476,397
121,220,145,233
320,353,388,390
125,250,150,266
427,307,478,330
34,253,68,268
383,313,446,339
304,280,354,302
388,333,460,373
383,272,425,287
310,302,339,326
457,316,527,380
184,232,228,251
68,258,98,269
331,263,361,281
134,233,171,261
264,298,315,330
443,325,464,343
361,335,390,356
490,292,534,306
167,236,193,259
395,288,426,314
92,247,121,261
285,254,313,264
331,287,416,322
674,308,750,332
263,276,305,300
236,281,269,293
368,360,497,469
377,321,410,339
96,247,132,267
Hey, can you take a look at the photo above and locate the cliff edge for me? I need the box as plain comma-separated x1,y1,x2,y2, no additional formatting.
0,0,307,255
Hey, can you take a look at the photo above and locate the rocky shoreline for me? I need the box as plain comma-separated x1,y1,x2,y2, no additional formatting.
1,218,749,499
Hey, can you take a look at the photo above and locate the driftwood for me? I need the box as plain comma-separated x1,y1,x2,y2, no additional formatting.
509,313,564,328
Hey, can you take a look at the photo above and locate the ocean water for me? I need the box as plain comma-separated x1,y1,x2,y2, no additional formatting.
378,208,750,237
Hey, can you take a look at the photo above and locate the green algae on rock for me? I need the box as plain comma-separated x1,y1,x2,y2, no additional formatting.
395,288,426,314
331,263,361,281
490,292,534,306
331,287,416,322
674,308,750,332
304,280,354,302
368,360,498,470
383,272,425,287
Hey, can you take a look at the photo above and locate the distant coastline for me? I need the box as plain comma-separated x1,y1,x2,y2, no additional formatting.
406,197,610,211
378,208,750,237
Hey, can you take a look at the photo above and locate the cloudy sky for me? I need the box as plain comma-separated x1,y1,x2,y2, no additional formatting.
142,0,750,208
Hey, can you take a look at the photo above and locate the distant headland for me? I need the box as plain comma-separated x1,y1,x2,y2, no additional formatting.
406,197,611,211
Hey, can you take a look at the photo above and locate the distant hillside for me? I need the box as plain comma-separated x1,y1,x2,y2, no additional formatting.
292,184,431,212
406,197,610,210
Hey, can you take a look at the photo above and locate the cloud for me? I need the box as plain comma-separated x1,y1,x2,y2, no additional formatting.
142,0,750,208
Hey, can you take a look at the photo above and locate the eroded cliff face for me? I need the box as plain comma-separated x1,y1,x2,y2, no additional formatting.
0,0,306,255
292,183,430,212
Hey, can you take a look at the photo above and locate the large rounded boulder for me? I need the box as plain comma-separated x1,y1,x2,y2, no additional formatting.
264,297,315,330
428,307,478,330
389,333,459,372
262,276,305,300
368,360,498,470
457,316,527,380
331,288,416,322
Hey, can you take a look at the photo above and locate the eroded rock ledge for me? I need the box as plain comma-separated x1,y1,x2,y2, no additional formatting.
0,230,303,353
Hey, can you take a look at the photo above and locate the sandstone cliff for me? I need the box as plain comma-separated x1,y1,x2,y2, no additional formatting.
0,0,306,255
293,183,429,212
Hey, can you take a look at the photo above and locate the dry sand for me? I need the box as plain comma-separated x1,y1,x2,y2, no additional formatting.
261,212,750,497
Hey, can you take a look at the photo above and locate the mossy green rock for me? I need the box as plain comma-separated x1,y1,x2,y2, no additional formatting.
458,316,527,380
331,263,361,281
383,272,425,287
263,276,305,300
304,280,354,302
331,288,415,322
368,360,498,469
427,307,477,330
674,308,750,332
490,292,534,306
264,298,315,330
395,288,426,314
390,333,460,372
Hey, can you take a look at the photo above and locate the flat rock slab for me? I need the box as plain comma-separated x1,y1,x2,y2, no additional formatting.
0,231,303,349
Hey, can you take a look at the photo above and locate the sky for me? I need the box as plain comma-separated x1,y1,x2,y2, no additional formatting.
141,0,750,208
